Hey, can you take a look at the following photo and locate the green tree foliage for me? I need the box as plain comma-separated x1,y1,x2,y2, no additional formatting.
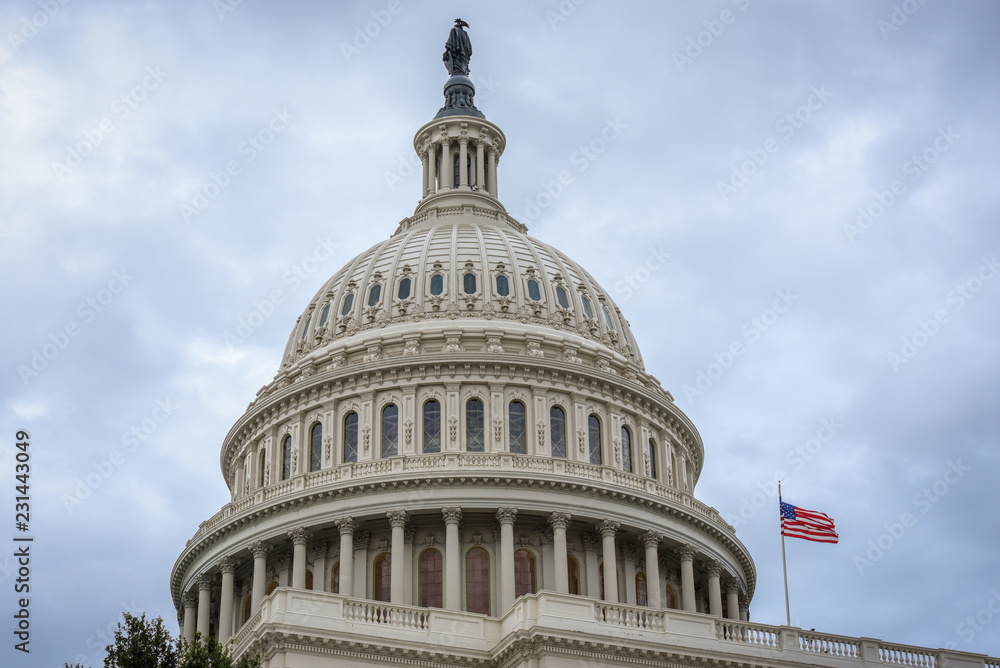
179,634,260,668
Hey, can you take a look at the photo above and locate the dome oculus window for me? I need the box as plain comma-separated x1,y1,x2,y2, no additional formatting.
398,277,411,300
463,272,477,295
602,305,615,331
495,275,510,296
527,279,541,302
300,316,311,341
319,303,330,327
368,284,382,306
556,286,570,309
341,293,354,316
430,274,444,296
582,296,594,319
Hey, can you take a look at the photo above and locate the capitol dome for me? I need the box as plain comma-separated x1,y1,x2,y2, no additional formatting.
171,21,765,667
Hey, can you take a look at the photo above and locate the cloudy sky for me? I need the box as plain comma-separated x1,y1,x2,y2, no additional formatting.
2,1,998,665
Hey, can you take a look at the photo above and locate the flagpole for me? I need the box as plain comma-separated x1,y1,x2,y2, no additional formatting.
779,481,791,627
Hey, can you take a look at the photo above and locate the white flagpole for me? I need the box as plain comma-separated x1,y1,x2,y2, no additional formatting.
779,481,791,627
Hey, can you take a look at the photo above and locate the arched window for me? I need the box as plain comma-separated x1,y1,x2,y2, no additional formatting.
341,292,354,315
281,435,292,480
603,305,615,331
648,438,657,479
527,279,541,302
495,275,510,296
368,284,382,307
422,400,441,453
568,555,580,595
665,585,678,609
332,562,340,594
508,401,527,454
466,399,484,452
309,423,322,472
300,315,311,341
621,426,633,473
258,450,266,487
582,295,594,319
514,549,536,598
463,272,477,294
453,153,460,188
319,303,330,327
305,569,314,591
555,286,570,309
550,406,566,458
636,572,648,607
242,596,251,624
381,405,399,458
588,415,602,465
398,277,411,300
343,412,359,463
430,274,444,296
373,553,391,602
465,547,490,615
418,548,443,608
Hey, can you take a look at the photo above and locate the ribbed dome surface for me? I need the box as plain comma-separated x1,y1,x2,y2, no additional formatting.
280,207,644,370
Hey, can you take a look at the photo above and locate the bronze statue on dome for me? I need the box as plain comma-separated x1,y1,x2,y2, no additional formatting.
443,18,472,76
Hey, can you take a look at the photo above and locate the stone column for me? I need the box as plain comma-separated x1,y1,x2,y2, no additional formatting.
335,518,357,597
707,560,723,617
404,526,415,606
427,144,437,195
420,150,428,197
458,137,469,188
475,140,485,189
311,540,328,592
678,544,696,612
196,573,213,639
549,512,571,594
276,554,291,588
388,510,407,604
181,591,198,644
640,531,662,609
726,580,741,620
353,531,370,598
443,507,462,610
583,533,600,598
440,140,452,190
289,527,311,589
250,540,270,609
497,508,517,611
487,148,497,196
622,543,637,605
739,594,749,621
218,557,236,644
597,520,620,602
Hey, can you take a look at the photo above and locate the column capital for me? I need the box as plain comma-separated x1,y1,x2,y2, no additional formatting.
249,540,271,559
640,530,662,548
289,527,312,546
442,506,463,524
538,526,554,546
548,511,572,530
582,532,601,552
726,578,742,595
677,543,696,562
706,559,723,578
353,530,370,550
335,517,358,535
496,507,518,525
197,573,214,591
218,556,237,575
404,525,415,544
182,590,199,607
387,510,408,528
311,540,329,558
596,519,620,538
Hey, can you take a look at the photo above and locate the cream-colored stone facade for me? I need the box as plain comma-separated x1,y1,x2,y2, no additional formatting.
170,36,998,668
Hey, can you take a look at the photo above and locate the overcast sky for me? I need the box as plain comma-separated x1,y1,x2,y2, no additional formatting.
1,1,998,665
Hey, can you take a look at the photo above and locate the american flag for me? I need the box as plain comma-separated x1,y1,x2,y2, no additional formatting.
780,500,839,544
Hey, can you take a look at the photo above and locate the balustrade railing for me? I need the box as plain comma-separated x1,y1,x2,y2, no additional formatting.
799,631,860,658
343,600,430,630
879,644,936,667
715,620,778,647
594,602,666,631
